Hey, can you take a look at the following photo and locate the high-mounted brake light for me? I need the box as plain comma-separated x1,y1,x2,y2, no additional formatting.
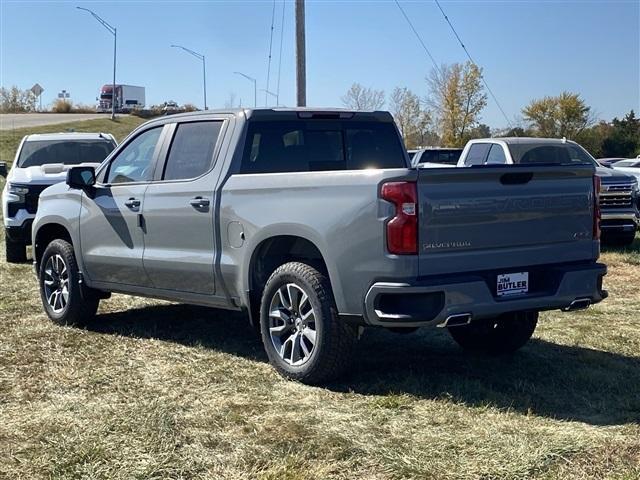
381,181,418,255
593,175,601,240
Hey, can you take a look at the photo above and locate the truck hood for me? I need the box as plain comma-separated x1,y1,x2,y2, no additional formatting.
596,165,636,184
7,163,101,186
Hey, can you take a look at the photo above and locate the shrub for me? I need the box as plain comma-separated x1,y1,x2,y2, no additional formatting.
0,86,36,113
52,99,73,113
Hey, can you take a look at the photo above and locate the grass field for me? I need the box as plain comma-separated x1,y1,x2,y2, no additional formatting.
1,229,639,480
0,119,639,478
0,116,147,166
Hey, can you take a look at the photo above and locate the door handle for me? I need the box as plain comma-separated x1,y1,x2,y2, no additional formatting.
124,198,141,209
189,197,210,209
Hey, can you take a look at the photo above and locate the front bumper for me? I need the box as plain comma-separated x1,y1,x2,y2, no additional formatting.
5,220,33,244
600,211,639,233
364,262,607,328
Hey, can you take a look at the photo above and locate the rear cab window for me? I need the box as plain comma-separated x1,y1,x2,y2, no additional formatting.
240,120,406,173
508,143,596,166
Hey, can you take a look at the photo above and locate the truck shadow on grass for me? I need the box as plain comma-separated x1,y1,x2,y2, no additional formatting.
88,303,640,427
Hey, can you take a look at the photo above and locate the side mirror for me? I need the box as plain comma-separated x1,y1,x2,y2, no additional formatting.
67,166,96,189
0,162,7,178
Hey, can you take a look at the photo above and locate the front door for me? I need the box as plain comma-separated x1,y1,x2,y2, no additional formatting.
80,125,165,286
142,120,225,294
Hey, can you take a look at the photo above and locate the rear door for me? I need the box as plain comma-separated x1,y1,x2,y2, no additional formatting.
80,125,167,286
141,117,229,294
417,164,596,276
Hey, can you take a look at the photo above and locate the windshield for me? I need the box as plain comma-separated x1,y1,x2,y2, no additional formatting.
508,142,597,166
18,139,115,168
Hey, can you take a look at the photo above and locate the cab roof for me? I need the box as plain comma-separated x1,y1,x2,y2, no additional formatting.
146,107,395,124
24,132,115,142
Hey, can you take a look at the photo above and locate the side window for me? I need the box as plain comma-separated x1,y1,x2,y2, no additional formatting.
485,144,507,164
106,127,162,184
163,121,223,180
465,143,491,166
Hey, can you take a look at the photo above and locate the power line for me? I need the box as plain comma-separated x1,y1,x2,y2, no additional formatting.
433,0,512,127
276,0,286,106
265,0,277,106
394,0,441,74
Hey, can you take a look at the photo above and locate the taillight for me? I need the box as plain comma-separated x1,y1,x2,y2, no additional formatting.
593,175,601,240
381,181,418,254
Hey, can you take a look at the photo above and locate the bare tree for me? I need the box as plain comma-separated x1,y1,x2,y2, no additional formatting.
427,62,487,147
0,86,37,113
341,83,385,110
389,87,434,149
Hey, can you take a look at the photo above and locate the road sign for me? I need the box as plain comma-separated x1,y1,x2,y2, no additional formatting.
57,90,70,99
31,83,44,97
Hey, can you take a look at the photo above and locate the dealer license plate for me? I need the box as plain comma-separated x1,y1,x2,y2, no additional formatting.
497,272,528,297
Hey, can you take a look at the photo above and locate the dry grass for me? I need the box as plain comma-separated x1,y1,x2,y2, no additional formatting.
0,176,639,478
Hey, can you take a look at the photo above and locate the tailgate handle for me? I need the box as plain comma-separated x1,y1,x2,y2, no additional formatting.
500,172,534,185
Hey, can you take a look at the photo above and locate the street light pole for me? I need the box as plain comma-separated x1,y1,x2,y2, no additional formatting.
77,6,117,120
233,72,257,108
261,89,278,107
171,45,207,110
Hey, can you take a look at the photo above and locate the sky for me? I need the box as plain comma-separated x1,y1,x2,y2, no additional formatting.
1,0,639,128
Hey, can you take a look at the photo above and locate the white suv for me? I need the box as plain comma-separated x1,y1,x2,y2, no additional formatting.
1,132,116,262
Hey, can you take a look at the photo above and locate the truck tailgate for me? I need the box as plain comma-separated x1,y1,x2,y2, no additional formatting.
417,165,597,276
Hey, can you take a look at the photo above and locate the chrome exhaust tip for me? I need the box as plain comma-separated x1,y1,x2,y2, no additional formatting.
438,313,473,328
563,298,591,312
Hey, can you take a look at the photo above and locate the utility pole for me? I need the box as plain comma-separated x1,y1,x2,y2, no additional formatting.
295,0,306,107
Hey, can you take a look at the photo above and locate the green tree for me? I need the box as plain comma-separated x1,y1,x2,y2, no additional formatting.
341,83,385,110
522,92,593,139
601,110,640,157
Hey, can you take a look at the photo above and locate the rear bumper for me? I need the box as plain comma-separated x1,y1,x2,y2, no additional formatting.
364,262,607,328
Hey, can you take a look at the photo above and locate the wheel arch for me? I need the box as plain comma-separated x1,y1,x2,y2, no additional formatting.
33,222,74,273
244,233,338,327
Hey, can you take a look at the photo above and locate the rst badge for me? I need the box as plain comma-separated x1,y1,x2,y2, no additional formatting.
497,272,529,296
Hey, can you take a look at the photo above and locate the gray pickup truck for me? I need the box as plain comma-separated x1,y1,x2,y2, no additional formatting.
32,109,607,384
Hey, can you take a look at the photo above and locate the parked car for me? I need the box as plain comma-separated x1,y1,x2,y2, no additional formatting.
411,147,463,168
611,159,640,182
33,109,606,384
456,138,640,246
598,158,628,167
162,101,180,114
1,133,117,263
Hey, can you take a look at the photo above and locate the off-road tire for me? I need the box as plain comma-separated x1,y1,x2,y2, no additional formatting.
5,236,27,263
448,311,538,354
259,261,357,385
39,239,100,327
